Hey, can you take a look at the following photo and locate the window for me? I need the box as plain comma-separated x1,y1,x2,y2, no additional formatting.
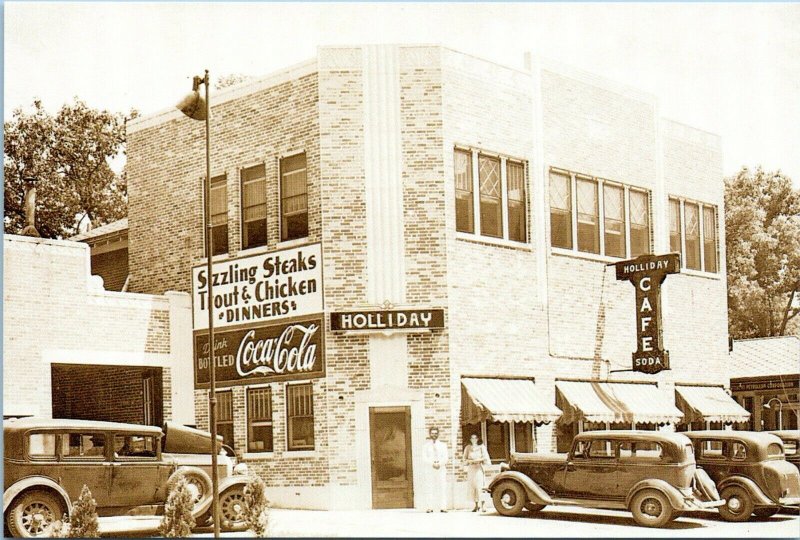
216,390,234,451
703,206,718,273
241,164,268,249
588,439,615,459
514,423,533,453
629,190,650,256
206,174,228,256
619,441,664,461
783,440,797,456
114,435,157,459
454,150,474,234
247,387,273,453
573,440,590,459
287,383,314,451
28,433,56,458
507,161,527,242
453,149,528,243
669,198,681,253
550,171,572,249
603,184,625,258
486,422,510,463
684,202,701,270
462,421,532,462
768,442,786,457
700,440,725,459
731,441,747,461
280,153,308,241
63,433,105,459
551,168,651,259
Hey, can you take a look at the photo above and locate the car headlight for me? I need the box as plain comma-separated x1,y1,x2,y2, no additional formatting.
233,463,249,476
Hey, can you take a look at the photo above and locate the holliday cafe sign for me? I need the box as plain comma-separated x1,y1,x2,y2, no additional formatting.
615,253,681,375
194,317,324,388
330,309,445,332
191,243,323,331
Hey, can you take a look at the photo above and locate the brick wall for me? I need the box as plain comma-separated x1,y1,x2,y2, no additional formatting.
90,248,128,291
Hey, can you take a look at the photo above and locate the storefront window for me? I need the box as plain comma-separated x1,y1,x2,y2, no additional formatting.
287,383,314,451
247,387,273,453
280,153,308,241
576,178,600,254
454,150,474,234
514,423,533,453
486,422,510,463
479,155,502,238
216,390,234,451
241,164,267,249
549,171,572,249
603,184,625,258
629,189,650,257
206,174,228,256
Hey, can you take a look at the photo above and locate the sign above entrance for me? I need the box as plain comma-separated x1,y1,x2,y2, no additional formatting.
614,253,680,375
193,317,324,388
330,309,445,333
191,243,323,331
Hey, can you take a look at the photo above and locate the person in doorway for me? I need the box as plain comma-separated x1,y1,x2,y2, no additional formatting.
423,427,449,512
463,433,491,512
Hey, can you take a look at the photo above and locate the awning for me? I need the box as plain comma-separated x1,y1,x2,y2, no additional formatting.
675,385,751,424
461,378,562,424
556,381,684,425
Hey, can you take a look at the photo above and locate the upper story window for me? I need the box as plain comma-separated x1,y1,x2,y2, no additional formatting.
549,168,651,259
280,153,308,242
241,164,267,250
206,174,228,256
668,196,719,273
453,148,528,243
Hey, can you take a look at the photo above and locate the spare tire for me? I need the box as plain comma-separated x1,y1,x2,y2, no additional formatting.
693,468,720,502
167,467,213,516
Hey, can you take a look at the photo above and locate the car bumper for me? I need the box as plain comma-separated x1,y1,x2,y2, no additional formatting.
778,496,800,507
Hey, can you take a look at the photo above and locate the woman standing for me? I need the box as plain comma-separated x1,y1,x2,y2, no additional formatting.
463,433,491,512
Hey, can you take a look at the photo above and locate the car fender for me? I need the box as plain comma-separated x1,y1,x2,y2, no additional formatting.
487,471,554,505
3,476,72,514
191,476,251,518
717,476,774,506
625,479,684,510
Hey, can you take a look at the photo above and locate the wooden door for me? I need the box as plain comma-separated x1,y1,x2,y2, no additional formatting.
369,407,413,509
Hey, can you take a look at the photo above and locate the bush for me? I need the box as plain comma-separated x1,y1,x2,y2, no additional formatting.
159,472,197,537
60,485,100,538
243,475,270,537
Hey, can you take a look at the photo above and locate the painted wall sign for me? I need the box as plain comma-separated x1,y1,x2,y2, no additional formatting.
191,243,323,331
730,375,799,393
330,309,445,332
193,317,324,388
615,253,681,375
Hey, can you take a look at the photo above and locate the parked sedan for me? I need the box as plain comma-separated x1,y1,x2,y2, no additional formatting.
3,418,250,537
770,430,800,469
685,430,800,521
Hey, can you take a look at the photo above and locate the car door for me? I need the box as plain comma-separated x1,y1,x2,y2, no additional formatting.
563,438,619,500
106,433,163,509
58,432,111,505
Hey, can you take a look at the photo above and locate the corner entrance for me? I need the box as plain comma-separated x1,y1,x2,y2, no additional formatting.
369,406,413,509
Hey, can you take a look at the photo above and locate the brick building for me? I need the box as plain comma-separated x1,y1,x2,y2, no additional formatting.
71,218,130,292
125,45,745,510
2,234,194,427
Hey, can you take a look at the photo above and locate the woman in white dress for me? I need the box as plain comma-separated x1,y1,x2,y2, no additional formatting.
463,433,491,512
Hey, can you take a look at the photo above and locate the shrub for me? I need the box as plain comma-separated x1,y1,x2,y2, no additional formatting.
243,475,270,537
65,485,99,538
159,472,197,537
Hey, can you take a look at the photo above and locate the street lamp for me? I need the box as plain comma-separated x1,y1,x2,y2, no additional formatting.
763,397,784,430
176,70,220,539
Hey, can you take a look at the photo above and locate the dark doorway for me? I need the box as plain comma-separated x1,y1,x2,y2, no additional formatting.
369,406,414,509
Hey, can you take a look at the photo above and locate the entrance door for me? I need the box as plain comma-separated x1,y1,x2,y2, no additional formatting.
369,407,413,509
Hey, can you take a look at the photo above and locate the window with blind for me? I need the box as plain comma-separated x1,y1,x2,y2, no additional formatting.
603,184,625,258
479,155,503,238
241,164,267,249
684,202,701,270
247,387,273,453
668,196,719,273
669,197,682,253
286,383,314,451
206,174,228,256
216,390,234,450
454,150,474,233
549,171,572,249
507,161,527,242
629,189,651,257
280,153,308,242
703,206,718,273
576,178,600,254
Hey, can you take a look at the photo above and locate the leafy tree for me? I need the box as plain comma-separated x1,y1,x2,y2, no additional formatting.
725,166,800,338
159,472,196,537
3,98,132,238
243,475,270,537
215,73,255,90
60,484,100,538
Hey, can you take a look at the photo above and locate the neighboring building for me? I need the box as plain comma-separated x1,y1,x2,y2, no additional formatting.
2,234,194,426
71,218,130,291
730,336,800,431
125,45,744,510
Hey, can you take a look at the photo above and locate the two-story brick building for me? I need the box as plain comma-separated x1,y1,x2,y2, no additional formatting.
124,45,747,510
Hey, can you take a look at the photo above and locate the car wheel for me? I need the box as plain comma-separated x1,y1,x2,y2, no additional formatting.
7,490,66,538
524,503,546,514
630,489,676,528
752,506,780,518
718,485,755,522
491,481,527,517
170,467,213,509
219,486,247,531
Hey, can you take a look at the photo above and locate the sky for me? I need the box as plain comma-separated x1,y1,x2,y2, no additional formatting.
4,2,800,185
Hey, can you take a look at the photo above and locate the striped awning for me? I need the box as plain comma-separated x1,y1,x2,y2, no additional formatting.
556,381,684,425
461,378,562,424
676,385,751,424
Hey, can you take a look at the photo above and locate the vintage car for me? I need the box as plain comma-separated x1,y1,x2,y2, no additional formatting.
3,418,250,537
487,431,724,528
684,430,800,521
769,430,800,469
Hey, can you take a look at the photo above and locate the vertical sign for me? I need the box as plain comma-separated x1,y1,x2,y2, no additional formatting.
615,253,680,374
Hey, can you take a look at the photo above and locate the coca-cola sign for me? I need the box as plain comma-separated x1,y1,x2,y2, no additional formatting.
194,318,324,388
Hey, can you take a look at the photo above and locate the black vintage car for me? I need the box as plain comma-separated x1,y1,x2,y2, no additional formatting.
685,431,800,521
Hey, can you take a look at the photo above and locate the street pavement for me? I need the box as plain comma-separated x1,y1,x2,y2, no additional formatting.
182,506,800,538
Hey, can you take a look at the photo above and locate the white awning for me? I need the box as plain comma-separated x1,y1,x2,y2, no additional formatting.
556,381,684,425
676,385,751,424
461,378,562,424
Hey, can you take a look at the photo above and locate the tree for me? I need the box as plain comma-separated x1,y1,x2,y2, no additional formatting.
159,472,196,537
4,98,132,239
725,166,800,338
215,73,255,90
243,475,270,537
58,484,100,538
